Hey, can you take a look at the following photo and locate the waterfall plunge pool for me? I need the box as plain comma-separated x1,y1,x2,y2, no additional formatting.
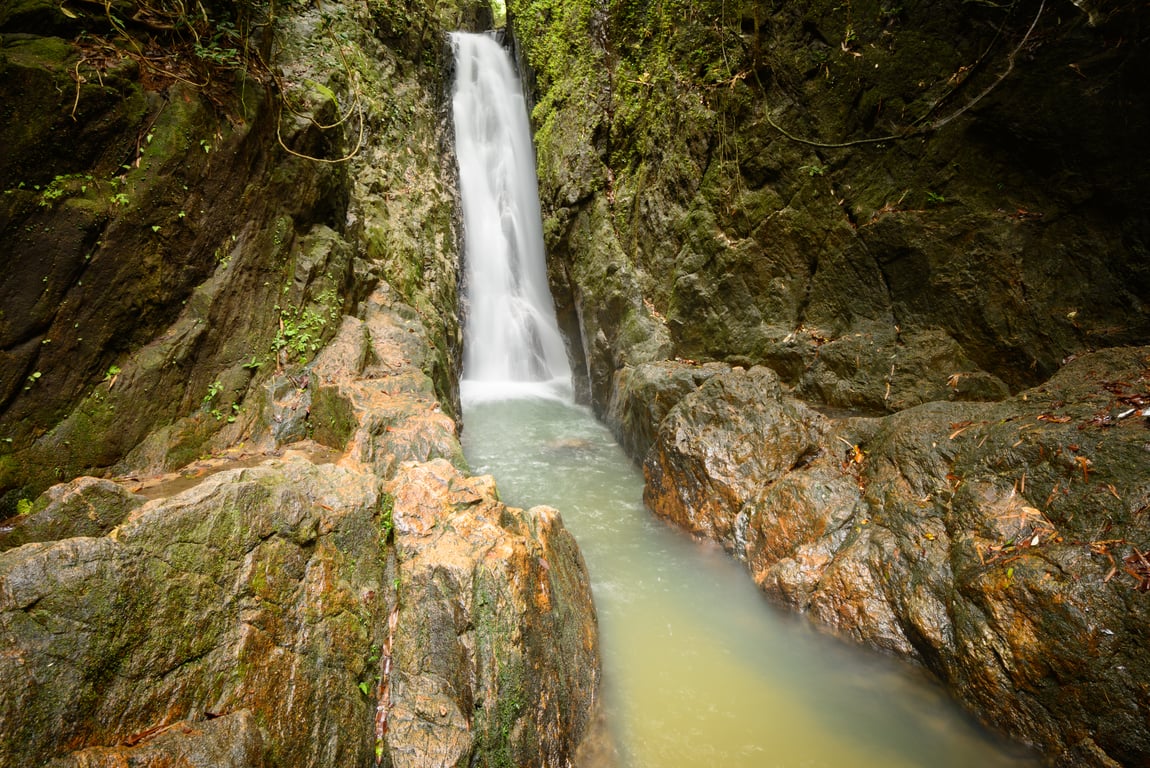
460,392,1038,768
450,29,1037,767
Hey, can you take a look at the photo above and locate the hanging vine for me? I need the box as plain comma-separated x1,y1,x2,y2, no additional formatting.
742,0,1049,148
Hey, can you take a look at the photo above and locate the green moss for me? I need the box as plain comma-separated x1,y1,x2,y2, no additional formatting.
2,35,75,68
377,492,394,545
472,572,529,768
310,386,357,450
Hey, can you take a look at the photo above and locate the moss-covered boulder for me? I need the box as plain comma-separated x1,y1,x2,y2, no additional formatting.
0,449,598,766
0,476,144,551
0,0,604,765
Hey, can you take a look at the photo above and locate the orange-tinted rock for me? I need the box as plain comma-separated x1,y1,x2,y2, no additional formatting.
636,348,1150,766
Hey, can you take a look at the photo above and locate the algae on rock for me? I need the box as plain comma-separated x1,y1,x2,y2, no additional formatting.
0,1,603,766
510,0,1150,414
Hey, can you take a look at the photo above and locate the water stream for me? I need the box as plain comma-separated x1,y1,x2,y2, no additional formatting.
450,31,1037,768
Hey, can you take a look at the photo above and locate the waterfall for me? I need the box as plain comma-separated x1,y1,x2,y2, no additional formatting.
451,31,1038,768
451,32,572,402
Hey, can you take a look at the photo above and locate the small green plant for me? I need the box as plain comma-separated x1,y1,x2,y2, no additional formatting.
23,371,42,391
926,190,947,205
38,173,95,206
193,20,242,68
202,380,236,421
102,365,121,388
203,380,223,405
378,493,395,544
878,3,904,23
316,287,341,320
109,192,129,206
272,307,327,364
800,164,827,177
15,498,33,517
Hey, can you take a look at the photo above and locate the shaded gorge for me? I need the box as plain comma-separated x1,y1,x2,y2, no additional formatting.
461,394,1038,767
451,29,1037,768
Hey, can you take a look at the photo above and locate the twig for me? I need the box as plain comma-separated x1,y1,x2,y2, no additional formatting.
754,0,1046,147
930,0,1046,130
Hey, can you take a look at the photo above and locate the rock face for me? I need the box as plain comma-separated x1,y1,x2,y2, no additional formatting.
0,0,472,505
386,460,598,768
1,453,597,767
0,0,601,765
509,0,1150,415
510,0,1150,763
631,349,1150,766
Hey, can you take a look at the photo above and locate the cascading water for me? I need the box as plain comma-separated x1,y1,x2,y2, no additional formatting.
452,32,571,398
451,31,1037,768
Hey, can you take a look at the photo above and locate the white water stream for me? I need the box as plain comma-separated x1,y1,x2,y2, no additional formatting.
453,32,571,391
450,31,1037,767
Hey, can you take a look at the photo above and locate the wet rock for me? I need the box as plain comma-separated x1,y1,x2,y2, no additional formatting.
0,0,463,508
0,476,144,551
641,347,1150,765
0,450,599,767
513,0,1150,419
385,458,599,768
0,459,379,767
644,366,826,546
796,326,1011,412
44,710,269,768
604,360,729,461
306,286,465,480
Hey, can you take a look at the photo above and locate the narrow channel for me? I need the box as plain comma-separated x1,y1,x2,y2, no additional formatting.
451,31,1038,768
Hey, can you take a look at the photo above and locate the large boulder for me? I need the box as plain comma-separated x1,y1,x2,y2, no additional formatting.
0,459,384,767
0,476,144,551
639,347,1150,766
385,459,598,768
0,452,599,767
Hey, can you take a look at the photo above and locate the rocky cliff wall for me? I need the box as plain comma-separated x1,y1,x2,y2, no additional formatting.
510,0,1150,764
0,1,600,765
511,0,1149,415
